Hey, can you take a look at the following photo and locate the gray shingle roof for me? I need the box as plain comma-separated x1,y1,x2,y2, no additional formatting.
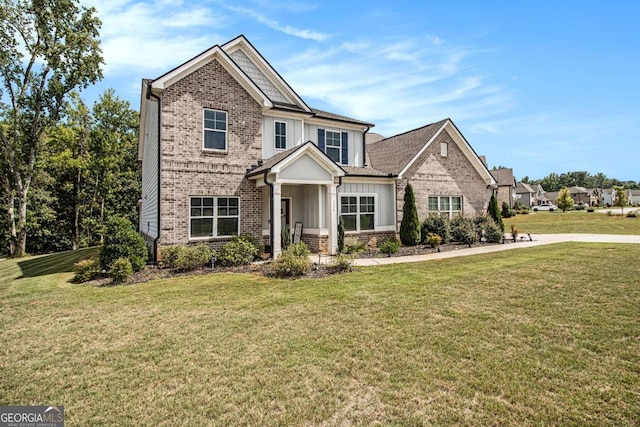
516,182,535,193
366,119,449,175
310,108,374,127
491,168,516,187
247,143,310,177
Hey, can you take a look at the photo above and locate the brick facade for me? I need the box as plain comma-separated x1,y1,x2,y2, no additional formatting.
397,130,489,227
158,59,263,250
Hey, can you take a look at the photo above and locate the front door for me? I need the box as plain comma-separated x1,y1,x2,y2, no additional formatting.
281,198,291,246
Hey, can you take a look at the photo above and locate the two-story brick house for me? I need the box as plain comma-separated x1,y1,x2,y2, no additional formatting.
138,35,495,259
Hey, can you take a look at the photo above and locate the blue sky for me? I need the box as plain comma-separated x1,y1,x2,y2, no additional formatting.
80,0,639,182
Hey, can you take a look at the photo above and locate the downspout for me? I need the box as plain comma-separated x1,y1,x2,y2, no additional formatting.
147,83,161,262
263,170,274,258
362,126,370,167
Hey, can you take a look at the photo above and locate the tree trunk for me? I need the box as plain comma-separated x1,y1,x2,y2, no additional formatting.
6,185,17,257
72,168,81,250
15,186,29,257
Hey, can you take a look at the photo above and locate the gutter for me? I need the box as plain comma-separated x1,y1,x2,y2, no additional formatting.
146,83,162,262
263,170,274,258
362,126,370,167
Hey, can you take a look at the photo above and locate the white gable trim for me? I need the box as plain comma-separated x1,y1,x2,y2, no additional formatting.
397,120,496,186
223,36,311,113
271,143,345,178
151,45,273,108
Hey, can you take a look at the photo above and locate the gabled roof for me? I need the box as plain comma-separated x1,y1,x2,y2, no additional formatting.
247,141,345,178
366,119,495,185
310,108,374,127
516,182,535,194
491,168,516,187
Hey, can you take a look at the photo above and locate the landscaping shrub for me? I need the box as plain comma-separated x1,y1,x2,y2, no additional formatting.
450,215,477,245
511,224,520,241
110,257,133,285
327,253,353,273
160,245,184,269
73,258,101,283
344,237,366,254
337,216,345,253
420,214,451,244
379,237,400,255
473,216,503,243
270,242,312,278
215,237,259,267
425,233,442,248
501,202,514,218
587,208,595,212
400,183,420,246
100,216,148,272
488,193,504,231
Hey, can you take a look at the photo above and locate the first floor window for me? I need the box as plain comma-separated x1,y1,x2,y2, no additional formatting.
190,196,239,238
275,121,287,150
325,130,341,163
428,195,462,218
340,195,375,232
204,109,227,151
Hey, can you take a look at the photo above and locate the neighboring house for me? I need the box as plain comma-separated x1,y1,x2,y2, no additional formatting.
569,186,600,206
629,190,640,205
138,35,495,259
533,184,547,205
491,168,516,208
602,188,615,206
545,191,559,204
515,182,535,207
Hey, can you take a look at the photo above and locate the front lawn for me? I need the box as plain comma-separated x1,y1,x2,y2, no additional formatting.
504,209,640,234
1,244,639,425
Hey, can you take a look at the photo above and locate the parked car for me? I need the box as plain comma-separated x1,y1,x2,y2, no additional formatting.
533,202,557,212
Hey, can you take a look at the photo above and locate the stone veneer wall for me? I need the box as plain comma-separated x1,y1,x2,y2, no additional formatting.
158,59,263,250
397,129,490,228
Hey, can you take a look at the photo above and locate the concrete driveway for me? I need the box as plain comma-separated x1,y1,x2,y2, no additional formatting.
350,234,640,266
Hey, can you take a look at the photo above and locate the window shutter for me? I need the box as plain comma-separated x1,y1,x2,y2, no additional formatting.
341,132,348,165
318,128,325,152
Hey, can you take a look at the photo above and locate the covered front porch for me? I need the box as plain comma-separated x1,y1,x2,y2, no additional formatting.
248,142,345,257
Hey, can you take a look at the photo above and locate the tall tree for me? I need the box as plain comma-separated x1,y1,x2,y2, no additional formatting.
400,183,420,246
488,193,504,232
0,0,103,257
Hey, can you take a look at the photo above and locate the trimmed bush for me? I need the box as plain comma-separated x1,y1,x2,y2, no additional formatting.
328,253,353,273
379,237,400,255
100,216,148,272
425,233,442,248
451,215,477,245
337,216,345,253
110,257,133,285
400,183,420,246
270,242,312,278
473,216,503,243
421,214,451,244
488,193,504,231
216,237,259,267
501,202,514,218
344,237,366,254
73,258,101,283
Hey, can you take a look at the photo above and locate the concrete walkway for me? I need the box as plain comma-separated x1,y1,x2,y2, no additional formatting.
338,234,640,267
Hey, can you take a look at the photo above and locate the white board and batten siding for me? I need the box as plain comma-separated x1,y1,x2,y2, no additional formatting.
262,116,304,159
340,182,395,227
140,98,159,240
305,124,363,167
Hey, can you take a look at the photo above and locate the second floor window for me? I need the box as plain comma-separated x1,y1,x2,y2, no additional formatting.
275,121,286,150
204,109,227,151
325,130,341,163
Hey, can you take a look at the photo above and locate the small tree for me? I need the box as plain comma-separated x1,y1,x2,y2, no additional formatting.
488,193,504,231
557,187,574,212
100,216,148,272
400,183,420,246
613,186,628,214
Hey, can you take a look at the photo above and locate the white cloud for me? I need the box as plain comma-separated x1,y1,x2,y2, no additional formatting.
225,6,329,41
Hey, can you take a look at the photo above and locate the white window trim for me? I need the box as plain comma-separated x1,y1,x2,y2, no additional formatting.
189,196,240,240
275,120,287,151
203,108,228,152
428,195,462,218
325,129,342,164
440,141,448,157
340,193,376,233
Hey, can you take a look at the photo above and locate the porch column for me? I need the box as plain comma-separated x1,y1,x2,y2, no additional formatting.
327,183,339,255
272,182,282,258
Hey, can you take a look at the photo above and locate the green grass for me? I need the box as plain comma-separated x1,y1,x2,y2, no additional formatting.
505,210,640,234
1,244,640,425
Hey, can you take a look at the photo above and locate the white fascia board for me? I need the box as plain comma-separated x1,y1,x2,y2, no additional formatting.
397,123,447,179
263,109,314,121
271,144,345,177
151,46,273,108
305,117,369,132
223,36,311,112
342,176,396,184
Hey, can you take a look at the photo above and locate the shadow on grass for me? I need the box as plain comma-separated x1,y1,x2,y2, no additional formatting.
17,247,100,279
